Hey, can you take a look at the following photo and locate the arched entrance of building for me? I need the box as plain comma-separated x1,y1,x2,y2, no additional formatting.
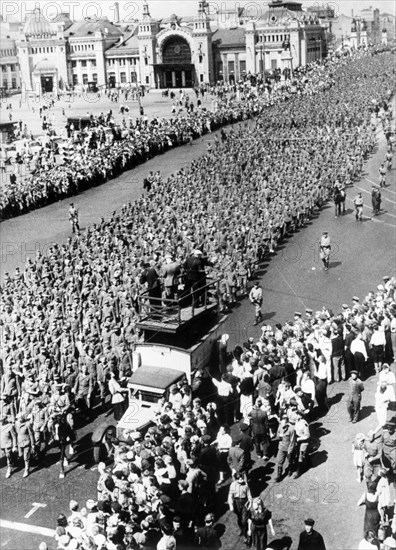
154,36,194,89
40,75,54,93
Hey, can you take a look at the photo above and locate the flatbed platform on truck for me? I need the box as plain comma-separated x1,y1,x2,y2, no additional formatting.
136,279,219,334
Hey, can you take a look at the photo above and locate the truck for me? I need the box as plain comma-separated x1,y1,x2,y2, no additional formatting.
116,278,229,439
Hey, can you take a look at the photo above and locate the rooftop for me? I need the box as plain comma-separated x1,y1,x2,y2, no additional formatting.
65,18,123,39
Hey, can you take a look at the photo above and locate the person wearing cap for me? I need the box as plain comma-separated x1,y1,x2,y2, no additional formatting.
15,412,35,477
305,308,313,320
0,393,16,423
228,472,251,538
249,282,263,325
354,192,364,222
161,255,181,300
68,203,79,233
1,414,17,479
347,370,364,423
274,415,296,482
319,231,331,271
28,398,49,459
297,518,326,550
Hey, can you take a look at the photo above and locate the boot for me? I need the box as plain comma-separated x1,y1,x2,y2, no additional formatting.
5,467,12,479
275,466,283,482
23,466,29,478
292,464,303,479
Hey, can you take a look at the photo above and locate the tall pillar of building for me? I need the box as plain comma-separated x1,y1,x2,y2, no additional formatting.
55,23,68,87
16,40,32,91
192,1,213,84
138,1,159,88
94,32,106,86
245,20,256,74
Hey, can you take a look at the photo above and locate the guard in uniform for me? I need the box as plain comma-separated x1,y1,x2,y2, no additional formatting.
319,231,331,271
68,203,79,233
347,370,364,423
15,412,35,478
228,473,251,538
353,192,364,222
249,281,263,325
1,415,17,478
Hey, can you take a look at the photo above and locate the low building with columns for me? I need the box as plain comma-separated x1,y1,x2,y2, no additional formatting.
1,0,329,94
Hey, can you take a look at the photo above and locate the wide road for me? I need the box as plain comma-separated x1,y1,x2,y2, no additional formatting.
0,101,395,550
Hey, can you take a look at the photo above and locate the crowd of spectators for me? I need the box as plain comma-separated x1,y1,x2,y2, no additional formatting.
2,48,391,220
21,277,394,550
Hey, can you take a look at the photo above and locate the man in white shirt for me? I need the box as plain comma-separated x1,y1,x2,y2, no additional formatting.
350,332,368,378
212,374,233,426
292,410,310,479
249,281,263,325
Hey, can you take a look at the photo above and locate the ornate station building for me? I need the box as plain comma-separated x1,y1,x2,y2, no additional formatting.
0,0,328,94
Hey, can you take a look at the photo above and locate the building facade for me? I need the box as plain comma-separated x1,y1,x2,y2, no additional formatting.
0,1,329,94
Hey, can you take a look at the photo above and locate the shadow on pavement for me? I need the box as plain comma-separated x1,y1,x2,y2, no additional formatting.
269,536,293,550
359,405,375,421
309,449,328,469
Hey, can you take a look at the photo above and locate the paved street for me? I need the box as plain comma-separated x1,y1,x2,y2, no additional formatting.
0,97,395,549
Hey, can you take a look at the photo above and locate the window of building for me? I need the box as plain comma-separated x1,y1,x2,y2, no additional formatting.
130,71,137,83
239,60,246,75
72,74,78,85
200,74,204,82
120,72,126,83
81,60,87,67
11,77,16,88
271,59,277,69
144,57,148,65
1,65,6,72
71,60,77,68
10,65,15,72
92,73,98,82
82,74,88,84
91,59,96,67
145,75,149,84
3,80,7,88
